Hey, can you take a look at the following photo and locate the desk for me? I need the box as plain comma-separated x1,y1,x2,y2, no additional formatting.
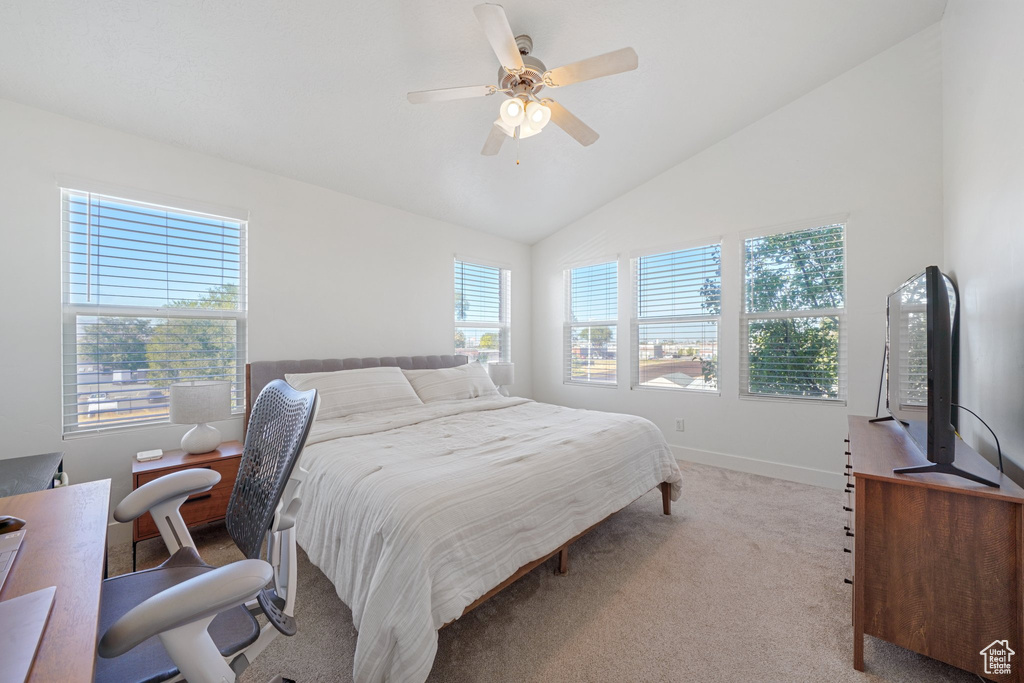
0,480,109,682
0,452,64,496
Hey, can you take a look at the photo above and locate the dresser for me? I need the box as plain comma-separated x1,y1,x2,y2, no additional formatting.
848,416,1024,681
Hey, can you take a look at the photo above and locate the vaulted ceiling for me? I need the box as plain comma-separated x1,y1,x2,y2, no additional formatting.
0,0,946,243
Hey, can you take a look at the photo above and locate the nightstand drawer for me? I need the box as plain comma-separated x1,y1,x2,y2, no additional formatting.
136,457,240,490
135,484,233,540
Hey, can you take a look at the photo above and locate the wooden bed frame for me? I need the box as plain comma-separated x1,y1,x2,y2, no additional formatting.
243,362,672,627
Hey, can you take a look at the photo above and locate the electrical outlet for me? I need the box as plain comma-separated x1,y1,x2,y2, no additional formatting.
675,418,685,432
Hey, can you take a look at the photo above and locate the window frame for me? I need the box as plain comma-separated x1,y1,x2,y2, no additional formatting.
739,217,848,404
630,240,722,395
60,186,248,437
453,256,511,364
563,259,619,387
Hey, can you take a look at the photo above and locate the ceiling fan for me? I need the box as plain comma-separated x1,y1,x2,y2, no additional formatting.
407,3,638,156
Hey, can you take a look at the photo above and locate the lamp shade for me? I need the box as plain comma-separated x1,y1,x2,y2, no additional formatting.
524,101,551,129
499,98,525,127
487,362,515,387
169,381,231,425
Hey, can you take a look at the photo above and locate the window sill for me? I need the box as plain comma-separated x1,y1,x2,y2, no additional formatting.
632,385,721,396
62,413,244,441
563,380,618,389
738,393,847,407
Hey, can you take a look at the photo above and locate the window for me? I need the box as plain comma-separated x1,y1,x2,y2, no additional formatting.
741,223,845,401
454,259,510,364
565,262,618,385
61,189,247,433
634,243,721,391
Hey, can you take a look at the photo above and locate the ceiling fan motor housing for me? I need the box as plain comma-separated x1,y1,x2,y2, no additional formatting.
498,35,546,96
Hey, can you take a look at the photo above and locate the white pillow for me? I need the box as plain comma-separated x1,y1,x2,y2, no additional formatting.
403,364,500,403
285,366,422,420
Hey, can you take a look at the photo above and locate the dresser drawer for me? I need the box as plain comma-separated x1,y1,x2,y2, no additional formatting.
134,483,233,541
136,457,240,490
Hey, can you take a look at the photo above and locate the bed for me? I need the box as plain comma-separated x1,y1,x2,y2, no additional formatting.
246,355,682,683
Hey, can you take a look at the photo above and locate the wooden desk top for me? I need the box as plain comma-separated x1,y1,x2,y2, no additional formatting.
0,480,110,683
132,440,243,477
849,415,1024,504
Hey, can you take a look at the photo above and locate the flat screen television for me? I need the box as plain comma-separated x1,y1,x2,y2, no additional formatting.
881,265,997,487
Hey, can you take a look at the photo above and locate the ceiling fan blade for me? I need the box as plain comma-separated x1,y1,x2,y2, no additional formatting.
473,3,525,73
481,123,507,156
542,47,638,87
544,99,599,146
407,84,496,104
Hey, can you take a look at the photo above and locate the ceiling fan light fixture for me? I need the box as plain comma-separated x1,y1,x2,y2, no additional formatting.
525,101,551,129
493,118,516,137
499,98,525,126
518,118,542,139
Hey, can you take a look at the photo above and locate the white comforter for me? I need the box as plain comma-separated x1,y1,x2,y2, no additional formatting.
295,397,682,683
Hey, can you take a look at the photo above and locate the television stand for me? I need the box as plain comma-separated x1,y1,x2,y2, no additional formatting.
893,461,999,487
848,416,1024,681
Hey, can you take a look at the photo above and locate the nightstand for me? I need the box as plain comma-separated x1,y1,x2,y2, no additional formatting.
130,441,243,570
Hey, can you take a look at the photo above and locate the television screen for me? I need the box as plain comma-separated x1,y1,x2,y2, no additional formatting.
885,268,958,457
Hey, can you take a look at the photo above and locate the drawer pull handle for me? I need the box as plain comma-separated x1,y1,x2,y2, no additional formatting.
844,526,850,531
846,531,854,537
844,578,853,585
843,548,851,553
843,506,852,512
186,493,212,503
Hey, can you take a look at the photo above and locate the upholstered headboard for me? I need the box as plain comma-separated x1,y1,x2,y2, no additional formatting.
244,355,469,428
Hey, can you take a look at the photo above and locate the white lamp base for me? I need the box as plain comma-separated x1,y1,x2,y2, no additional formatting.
181,423,222,454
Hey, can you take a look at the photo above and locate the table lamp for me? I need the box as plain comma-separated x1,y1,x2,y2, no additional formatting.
487,362,515,396
170,380,231,454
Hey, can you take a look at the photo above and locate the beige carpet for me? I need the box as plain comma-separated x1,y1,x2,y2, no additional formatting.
109,462,978,682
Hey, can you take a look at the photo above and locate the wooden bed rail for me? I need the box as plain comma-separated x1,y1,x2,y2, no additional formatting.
442,480,673,629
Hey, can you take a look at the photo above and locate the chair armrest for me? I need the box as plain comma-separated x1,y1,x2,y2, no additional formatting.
113,469,222,523
98,559,273,658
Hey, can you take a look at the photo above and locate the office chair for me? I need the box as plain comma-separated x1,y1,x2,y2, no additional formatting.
95,380,318,683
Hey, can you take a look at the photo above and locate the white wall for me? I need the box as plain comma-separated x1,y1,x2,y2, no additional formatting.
0,98,532,540
942,1,1024,482
530,25,944,488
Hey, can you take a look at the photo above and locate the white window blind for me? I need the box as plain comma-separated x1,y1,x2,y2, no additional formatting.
741,223,845,401
889,273,955,410
565,262,618,385
61,189,247,434
454,259,510,364
634,243,720,391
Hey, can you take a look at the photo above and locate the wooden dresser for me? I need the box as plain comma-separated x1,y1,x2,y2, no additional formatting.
131,441,243,568
848,416,1024,681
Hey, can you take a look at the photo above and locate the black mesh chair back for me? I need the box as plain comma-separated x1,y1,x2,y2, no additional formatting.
226,379,316,560
226,379,316,637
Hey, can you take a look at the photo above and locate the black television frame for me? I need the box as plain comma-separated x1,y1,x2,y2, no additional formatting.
878,266,997,487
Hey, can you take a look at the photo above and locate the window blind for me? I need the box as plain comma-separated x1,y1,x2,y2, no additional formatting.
889,274,955,410
741,223,845,401
565,262,617,384
634,244,720,391
61,189,247,433
454,259,510,364
897,306,928,407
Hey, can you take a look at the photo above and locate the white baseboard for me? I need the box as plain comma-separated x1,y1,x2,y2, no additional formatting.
670,445,845,489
